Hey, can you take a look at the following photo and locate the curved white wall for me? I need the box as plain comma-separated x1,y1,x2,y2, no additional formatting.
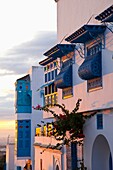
84,111,113,169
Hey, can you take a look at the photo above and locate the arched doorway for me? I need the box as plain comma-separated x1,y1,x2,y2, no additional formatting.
92,134,112,170
56,165,59,170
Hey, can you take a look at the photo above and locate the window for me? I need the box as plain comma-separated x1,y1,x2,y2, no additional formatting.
40,159,42,170
87,43,102,92
48,72,50,81
71,143,77,170
56,165,59,170
97,114,103,129
62,87,73,99
45,74,47,83
52,70,54,80
48,85,52,94
17,166,21,170
87,43,102,57
52,84,54,93
44,66,46,72
45,87,47,95
55,69,57,77
54,61,56,67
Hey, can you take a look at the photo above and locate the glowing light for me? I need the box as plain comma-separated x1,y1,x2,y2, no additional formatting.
0,120,15,130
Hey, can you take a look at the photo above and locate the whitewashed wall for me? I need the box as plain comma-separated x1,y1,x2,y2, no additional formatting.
57,0,113,43
56,0,113,113
34,136,62,170
83,110,113,169
6,144,14,170
14,66,44,170
30,66,44,170
56,1,113,169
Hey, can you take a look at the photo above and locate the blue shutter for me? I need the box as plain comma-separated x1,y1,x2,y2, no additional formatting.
17,120,31,157
16,80,32,113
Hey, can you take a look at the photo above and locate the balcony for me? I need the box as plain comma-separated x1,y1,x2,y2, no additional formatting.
34,136,62,150
39,44,75,66
78,52,102,80
55,65,72,89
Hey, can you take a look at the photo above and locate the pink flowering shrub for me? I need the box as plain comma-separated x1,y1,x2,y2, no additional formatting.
33,99,95,145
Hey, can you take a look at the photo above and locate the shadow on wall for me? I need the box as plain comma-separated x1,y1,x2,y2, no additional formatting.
90,100,113,109
92,134,111,170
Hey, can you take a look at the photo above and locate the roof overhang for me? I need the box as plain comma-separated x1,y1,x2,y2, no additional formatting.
37,81,54,91
39,44,75,66
16,74,30,82
65,25,106,43
95,5,113,22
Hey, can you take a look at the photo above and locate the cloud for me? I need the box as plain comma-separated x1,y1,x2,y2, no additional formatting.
0,31,57,120
0,31,57,76
0,93,15,120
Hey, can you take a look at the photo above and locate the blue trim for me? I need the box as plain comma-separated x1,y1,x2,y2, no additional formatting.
97,114,103,129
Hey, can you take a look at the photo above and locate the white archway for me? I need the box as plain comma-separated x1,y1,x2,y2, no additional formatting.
92,134,112,170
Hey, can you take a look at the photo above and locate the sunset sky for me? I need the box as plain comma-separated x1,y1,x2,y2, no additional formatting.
0,0,57,139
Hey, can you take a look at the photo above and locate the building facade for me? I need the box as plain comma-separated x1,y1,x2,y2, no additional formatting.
34,1,113,170
14,66,44,170
6,137,14,170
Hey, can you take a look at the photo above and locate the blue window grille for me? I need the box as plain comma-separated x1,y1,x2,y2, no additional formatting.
17,166,21,170
97,114,103,129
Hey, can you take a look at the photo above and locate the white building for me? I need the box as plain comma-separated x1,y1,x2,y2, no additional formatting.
14,66,44,170
6,137,14,170
34,0,113,170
